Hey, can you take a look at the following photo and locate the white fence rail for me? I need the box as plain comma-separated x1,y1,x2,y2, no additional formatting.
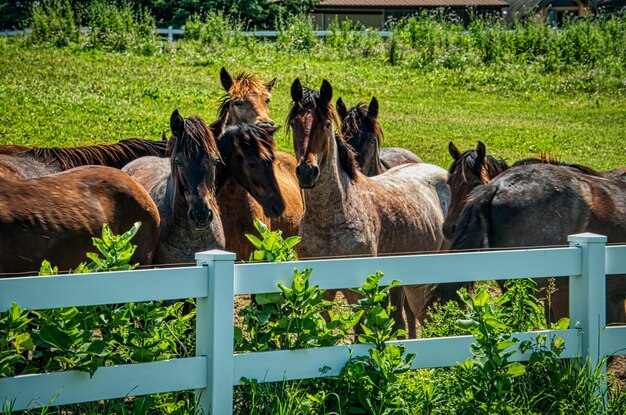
1,27,392,41
1,233,625,414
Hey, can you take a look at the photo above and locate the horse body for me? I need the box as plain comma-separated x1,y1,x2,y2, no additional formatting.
0,138,167,179
289,79,449,326
123,112,225,265
212,68,303,260
337,97,421,177
0,166,160,274
449,147,626,323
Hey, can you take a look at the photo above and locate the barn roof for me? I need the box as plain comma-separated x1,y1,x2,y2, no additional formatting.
318,0,509,7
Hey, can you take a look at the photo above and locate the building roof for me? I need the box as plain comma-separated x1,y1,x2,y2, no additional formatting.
318,0,509,7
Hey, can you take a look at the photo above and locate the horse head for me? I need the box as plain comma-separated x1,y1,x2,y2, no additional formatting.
443,141,508,238
338,96,383,176
218,124,286,217
288,78,346,188
167,109,220,231
218,67,276,129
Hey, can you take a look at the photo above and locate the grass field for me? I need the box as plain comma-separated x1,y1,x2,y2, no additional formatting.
0,37,624,171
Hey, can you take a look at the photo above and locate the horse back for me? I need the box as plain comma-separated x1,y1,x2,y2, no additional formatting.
379,147,422,169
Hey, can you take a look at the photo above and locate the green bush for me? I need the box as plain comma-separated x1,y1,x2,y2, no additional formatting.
29,0,79,47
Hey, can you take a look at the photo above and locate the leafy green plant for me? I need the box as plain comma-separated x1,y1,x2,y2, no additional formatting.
337,272,415,414
40,222,142,275
455,287,526,414
246,219,300,263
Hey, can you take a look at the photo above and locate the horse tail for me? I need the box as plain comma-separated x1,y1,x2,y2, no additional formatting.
450,184,499,250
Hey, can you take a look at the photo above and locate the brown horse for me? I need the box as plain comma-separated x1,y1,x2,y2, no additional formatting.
123,110,225,264
212,68,304,260
0,138,167,179
0,166,160,274
288,78,450,334
216,124,288,259
336,96,421,176
448,144,626,323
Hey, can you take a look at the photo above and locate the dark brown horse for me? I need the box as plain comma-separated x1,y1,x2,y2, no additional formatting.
336,96,421,176
448,145,626,323
0,166,160,274
288,78,450,336
216,124,288,259
211,68,304,259
0,138,167,179
123,110,225,264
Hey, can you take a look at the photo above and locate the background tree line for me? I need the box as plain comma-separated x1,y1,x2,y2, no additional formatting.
0,0,320,30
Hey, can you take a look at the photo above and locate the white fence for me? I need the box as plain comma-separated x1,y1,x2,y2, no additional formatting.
0,27,392,41
1,233,625,414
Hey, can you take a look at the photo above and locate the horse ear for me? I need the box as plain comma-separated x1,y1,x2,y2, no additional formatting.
220,67,233,92
448,142,461,160
368,97,379,120
291,78,303,103
170,109,185,137
320,79,332,107
476,141,486,162
265,77,276,92
336,98,348,120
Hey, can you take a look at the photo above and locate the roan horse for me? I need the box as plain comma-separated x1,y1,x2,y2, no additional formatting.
212,68,304,260
0,138,167,179
288,78,450,333
122,110,225,264
0,165,160,274
336,96,424,335
447,141,626,323
336,96,422,176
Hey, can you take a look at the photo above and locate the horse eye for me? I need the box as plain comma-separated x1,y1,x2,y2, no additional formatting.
325,122,332,130
174,159,182,167
234,100,244,107
265,98,270,104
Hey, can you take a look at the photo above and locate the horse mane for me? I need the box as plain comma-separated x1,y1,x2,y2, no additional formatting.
217,71,271,120
222,124,276,162
287,87,359,182
513,154,601,177
342,103,384,145
167,116,221,162
451,150,508,184
21,138,167,170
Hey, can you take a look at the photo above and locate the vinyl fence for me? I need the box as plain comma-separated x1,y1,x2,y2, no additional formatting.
1,233,625,414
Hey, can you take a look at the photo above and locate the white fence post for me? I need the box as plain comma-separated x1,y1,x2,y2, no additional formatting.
195,250,236,415
167,26,174,42
568,233,607,372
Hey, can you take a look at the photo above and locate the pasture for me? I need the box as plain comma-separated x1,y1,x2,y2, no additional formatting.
1,16,626,413
0,37,624,170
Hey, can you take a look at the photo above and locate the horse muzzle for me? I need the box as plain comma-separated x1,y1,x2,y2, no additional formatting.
296,162,320,189
188,205,214,231
262,195,286,218
442,221,456,240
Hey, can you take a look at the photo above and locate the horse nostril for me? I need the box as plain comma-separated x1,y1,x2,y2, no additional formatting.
312,165,320,178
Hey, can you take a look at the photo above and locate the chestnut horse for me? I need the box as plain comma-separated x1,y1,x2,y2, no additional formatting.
123,110,225,264
288,78,450,334
448,142,626,323
0,138,167,181
0,166,160,274
216,124,287,259
336,96,421,176
212,68,303,260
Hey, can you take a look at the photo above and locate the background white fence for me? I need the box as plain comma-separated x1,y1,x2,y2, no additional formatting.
0,27,392,41
1,233,625,414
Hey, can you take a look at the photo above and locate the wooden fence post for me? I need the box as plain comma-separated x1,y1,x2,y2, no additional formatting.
568,233,607,373
195,250,236,415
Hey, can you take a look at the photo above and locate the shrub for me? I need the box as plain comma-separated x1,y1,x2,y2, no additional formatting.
29,0,79,47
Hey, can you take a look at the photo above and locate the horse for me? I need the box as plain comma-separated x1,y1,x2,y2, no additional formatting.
122,110,225,264
0,166,160,275
0,138,167,179
336,96,421,176
288,78,450,335
337,96,425,334
212,68,304,259
448,145,626,323
215,124,288,259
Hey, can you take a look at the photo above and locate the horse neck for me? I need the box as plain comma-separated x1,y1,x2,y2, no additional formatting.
370,147,387,176
303,129,355,213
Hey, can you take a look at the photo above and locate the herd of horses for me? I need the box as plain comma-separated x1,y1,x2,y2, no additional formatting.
1,68,624,335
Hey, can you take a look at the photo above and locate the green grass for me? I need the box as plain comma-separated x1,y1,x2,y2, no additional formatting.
0,37,624,171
